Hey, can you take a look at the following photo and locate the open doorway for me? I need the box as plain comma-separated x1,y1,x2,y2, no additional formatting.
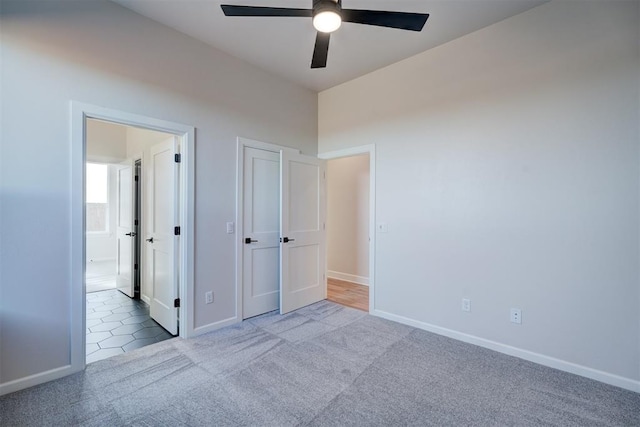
319,145,376,313
70,102,195,375
325,154,370,312
84,119,179,362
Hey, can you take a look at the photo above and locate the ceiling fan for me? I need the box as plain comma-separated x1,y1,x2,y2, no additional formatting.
221,0,429,69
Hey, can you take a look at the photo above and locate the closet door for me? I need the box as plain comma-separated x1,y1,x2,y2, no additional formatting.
242,147,281,319
279,151,326,314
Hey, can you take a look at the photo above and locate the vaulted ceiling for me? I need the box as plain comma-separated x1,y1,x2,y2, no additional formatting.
112,0,548,91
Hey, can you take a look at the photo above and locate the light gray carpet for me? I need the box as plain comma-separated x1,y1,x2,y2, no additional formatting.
1,301,638,426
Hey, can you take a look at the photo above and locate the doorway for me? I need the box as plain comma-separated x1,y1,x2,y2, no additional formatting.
84,119,178,362
71,102,195,373
325,153,370,312
319,145,376,313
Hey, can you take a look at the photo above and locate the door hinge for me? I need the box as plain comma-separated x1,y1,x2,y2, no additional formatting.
134,175,139,182
174,226,181,236
174,298,180,308
134,263,138,270
134,219,138,226
175,153,181,163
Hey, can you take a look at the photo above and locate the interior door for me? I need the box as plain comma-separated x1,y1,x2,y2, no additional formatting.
148,137,179,335
280,151,326,314
116,160,135,298
243,147,281,319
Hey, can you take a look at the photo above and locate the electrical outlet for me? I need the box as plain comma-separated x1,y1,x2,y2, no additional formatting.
510,308,522,324
462,298,471,312
205,291,213,304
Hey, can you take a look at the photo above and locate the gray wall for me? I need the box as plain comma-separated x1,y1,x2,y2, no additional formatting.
0,0,317,386
319,1,640,387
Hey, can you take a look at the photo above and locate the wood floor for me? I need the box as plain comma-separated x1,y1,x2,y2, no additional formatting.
327,278,369,312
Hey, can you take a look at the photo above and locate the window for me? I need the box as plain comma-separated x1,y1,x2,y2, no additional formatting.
86,163,109,233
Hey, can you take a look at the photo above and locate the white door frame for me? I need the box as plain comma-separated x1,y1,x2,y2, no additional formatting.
71,101,195,374
235,137,299,321
318,145,376,313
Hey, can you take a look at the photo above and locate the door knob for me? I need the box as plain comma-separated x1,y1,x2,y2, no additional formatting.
146,237,154,243
245,238,258,244
281,237,295,243
126,232,137,237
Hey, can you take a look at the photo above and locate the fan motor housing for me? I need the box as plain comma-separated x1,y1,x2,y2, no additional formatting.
313,0,342,16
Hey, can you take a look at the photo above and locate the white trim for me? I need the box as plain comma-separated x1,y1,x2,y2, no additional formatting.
141,294,151,305
70,102,86,379
235,137,300,322
70,102,196,377
327,270,369,286
318,145,376,313
0,365,74,396
192,316,241,335
372,309,640,393
237,137,300,155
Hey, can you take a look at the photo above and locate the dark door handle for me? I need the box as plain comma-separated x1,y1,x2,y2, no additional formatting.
245,238,258,244
146,237,154,243
281,237,295,243
126,232,137,237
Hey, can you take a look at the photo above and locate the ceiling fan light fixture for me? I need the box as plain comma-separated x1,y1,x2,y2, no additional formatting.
221,0,429,69
312,0,342,33
313,10,341,33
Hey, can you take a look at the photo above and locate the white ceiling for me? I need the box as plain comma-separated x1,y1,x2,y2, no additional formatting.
112,0,548,92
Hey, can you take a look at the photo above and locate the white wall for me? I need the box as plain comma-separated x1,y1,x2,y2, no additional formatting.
0,0,316,389
319,0,640,389
327,155,370,284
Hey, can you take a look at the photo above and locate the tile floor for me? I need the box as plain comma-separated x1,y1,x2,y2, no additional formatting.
86,289,174,363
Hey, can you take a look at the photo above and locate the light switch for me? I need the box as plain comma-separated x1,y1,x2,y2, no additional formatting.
226,222,235,234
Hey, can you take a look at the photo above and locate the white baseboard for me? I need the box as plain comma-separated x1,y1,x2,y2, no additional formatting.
327,270,369,286
0,364,79,397
140,294,151,305
191,316,241,336
371,309,640,393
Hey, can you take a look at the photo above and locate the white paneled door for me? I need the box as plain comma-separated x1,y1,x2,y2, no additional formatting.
280,151,326,314
242,147,281,319
148,137,179,335
116,160,135,298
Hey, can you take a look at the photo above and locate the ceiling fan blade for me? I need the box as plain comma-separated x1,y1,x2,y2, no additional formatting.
311,32,330,69
342,9,429,31
221,5,312,17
